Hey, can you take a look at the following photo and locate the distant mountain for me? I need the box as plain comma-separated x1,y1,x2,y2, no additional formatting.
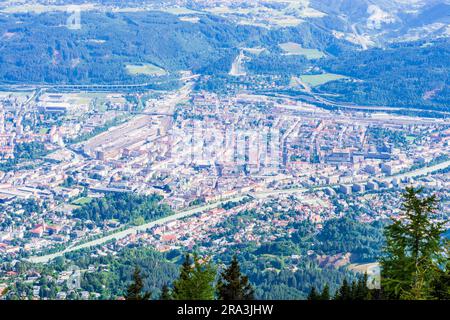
309,0,450,46
0,1,448,112
3,0,448,48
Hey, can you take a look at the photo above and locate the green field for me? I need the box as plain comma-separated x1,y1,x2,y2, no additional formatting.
125,63,167,76
279,42,325,59
72,197,93,205
39,128,50,134
299,73,348,87
161,7,201,15
242,47,266,55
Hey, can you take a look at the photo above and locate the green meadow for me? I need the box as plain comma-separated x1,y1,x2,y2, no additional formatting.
300,73,348,87
279,42,325,59
125,63,167,76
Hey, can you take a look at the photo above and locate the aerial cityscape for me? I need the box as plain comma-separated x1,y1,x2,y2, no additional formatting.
0,0,448,303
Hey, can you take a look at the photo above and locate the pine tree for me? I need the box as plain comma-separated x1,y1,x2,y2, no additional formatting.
380,187,446,300
172,253,216,300
350,280,358,300
172,254,193,299
191,256,216,300
320,284,330,300
124,267,151,300
333,275,372,301
354,273,370,300
307,286,320,300
217,255,254,300
430,258,450,300
335,279,351,300
159,284,172,300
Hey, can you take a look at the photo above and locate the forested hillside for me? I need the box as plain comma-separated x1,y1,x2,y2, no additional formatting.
0,7,448,110
318,39,450,111
0,10,351,84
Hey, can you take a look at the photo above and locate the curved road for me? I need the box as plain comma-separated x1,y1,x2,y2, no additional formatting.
28,196,247,264
28,159,450,264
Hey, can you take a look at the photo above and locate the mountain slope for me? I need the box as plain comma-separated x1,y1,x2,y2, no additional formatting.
0,10,353,84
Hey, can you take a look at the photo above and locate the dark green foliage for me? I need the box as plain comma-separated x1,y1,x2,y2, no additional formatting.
0,12,227,84
73,247,179,299
334,275,371,300
320,284,330,300
0,141,47,172
172,254,216,300
249,262,354,300
317,217,384,263
212,207,366,299
61,175,76,187
13,141,48,160
189,197,206,207
430,259,450,300
217,255,254,300
380,187,448,300
72,192,171,226
256,241,298,256
124,267,151,300
367,127,408,148
354,273,371,300
307,286,320,300
334,279,351,300
159,284,172,300
0,9,355,85
319,39,450,111
220,197,252,210
172,254,192,299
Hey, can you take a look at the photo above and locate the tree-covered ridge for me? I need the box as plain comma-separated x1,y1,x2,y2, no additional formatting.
72,192,172,226
3,188,448,300
3,247,179,300
317,217,384,263
123,253,255,301
318,39,450,111
95,187,450,300
208,202,385,264
0,10,351,85
1,10,448,111
308,274,373,301
308,187,450,300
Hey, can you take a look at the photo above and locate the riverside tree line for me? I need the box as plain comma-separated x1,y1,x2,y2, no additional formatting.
124,187,449,300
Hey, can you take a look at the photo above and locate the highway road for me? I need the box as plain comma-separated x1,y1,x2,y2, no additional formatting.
28,196,248,264
381,160,450,180
28,159,450,264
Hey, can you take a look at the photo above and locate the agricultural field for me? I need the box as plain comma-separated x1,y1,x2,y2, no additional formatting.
0,91,31,100
299,73,348,87
125,64,167,76
72,197,93,206
178,16,200,23
269,17,303,27
242,47,266,55
279,42,326,59
161,7,202,15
